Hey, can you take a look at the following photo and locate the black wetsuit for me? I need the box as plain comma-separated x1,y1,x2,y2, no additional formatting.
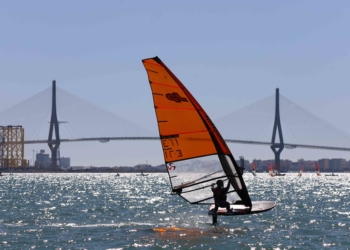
211,183,231,212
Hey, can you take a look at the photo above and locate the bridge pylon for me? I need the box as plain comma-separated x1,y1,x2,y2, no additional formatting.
48,80,60,170
271,88,284,175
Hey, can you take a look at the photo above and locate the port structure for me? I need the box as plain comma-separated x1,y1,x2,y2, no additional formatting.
0,125,26,168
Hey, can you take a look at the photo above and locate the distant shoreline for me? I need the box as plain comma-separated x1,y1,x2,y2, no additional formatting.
0,169,167,173
0,169,348,174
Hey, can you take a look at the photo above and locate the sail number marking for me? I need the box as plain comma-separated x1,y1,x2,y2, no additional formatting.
162,138,182,159
164,150,183,159
162,138,179,148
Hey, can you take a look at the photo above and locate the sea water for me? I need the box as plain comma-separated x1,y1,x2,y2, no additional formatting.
0,173,350,249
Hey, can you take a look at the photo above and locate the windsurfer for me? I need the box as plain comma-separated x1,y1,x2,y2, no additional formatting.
211,180,232,214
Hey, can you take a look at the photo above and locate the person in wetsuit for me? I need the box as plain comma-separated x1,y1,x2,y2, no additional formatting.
211,180,232,214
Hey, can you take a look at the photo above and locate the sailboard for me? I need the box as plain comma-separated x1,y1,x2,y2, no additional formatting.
274,162,285,176
315,162,321,176
137,172,148,176
268,163,275,177
325,173,338,176
297,165,303,177
252,162,257,177
142,56,276,218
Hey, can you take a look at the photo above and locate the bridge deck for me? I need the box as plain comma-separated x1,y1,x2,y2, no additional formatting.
23,137,350,152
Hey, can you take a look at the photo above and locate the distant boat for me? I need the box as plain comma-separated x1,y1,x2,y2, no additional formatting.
325,173,338,176
142,56,276,223
115,173,120,177
137,172,148,176
274,173,286,176
315,162,321,176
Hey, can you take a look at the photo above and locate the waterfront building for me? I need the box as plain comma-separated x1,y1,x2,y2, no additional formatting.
318,159,330,171
330,158,345,172
60,157,70,169
35,150,50,169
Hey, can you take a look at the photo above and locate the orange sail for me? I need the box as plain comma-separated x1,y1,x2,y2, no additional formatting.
252,162,257,171
268,163,275,177
315,162,321,176
142,57,251,206
142,58,229,162
251,162,257,176
298,165,303,177
268,163,273,172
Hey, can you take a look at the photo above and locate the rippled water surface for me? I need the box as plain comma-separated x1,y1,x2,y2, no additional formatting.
1,173,350,249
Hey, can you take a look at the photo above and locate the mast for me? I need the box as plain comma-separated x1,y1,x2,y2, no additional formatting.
270,88,284,175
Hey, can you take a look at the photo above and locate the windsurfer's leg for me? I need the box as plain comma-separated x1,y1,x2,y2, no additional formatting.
226,202,231,212
214,203,218,213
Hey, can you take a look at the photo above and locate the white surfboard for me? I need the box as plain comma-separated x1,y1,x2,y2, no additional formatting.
208,201,276,216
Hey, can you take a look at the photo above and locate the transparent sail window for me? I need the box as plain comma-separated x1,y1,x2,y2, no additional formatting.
167,155,241,204
220,155,243,190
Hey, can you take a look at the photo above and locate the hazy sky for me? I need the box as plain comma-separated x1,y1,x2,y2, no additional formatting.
1,1,350,167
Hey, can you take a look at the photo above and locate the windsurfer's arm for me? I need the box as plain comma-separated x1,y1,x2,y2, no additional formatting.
224,181,230,192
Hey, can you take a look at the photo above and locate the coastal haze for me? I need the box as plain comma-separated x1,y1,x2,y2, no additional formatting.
1,1,350,168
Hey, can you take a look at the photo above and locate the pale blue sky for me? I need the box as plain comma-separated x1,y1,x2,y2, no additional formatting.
1,1,350,167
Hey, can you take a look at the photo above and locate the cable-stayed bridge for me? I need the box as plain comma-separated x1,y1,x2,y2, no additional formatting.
215,90,350,152
0,83,158,143
1,82,350,169
216,88,350,173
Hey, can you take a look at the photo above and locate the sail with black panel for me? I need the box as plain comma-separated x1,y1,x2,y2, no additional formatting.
142,56,276,218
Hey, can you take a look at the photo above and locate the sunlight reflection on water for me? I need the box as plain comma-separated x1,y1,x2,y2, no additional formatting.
0,173,350,249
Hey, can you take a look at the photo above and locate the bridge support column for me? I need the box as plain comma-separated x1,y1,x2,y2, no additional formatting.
271,88,284,175
48,80,60,170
